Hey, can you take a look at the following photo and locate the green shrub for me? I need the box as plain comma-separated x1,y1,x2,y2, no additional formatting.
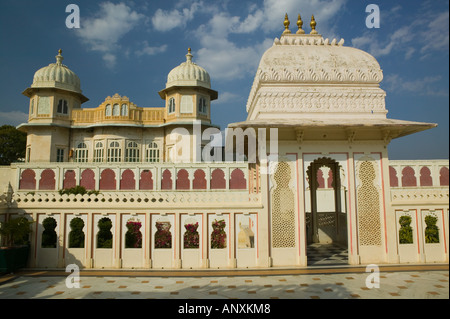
41,217,57,248
68,217,85,248
0,216,33,247
97,217,113,249
425,215,440,244
59,186,99,196
398,215,413,244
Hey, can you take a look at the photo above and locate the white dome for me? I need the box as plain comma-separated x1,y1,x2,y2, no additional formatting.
256,35,383,85
166,49,211,89
246,21,387,120
31,50,82,94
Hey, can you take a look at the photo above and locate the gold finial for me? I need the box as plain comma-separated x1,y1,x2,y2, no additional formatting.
56,49,64,65
283,13,291,34
296,14,305,34
186,47,193,63
310,15,318,34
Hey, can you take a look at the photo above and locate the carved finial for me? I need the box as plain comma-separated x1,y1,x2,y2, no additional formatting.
186,47,193,63
283,13,291,34
56,49,64,65
310,15,318,34
296,14,305,34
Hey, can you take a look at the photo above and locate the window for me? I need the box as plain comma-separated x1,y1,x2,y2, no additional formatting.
94,142,104,162
105,104,112,116
56,148,65,162
146,142,160,163
75,142,88,163
198,97,207,114
121,104,128,116
30,99,34,116
57,99,68,115
26,147,31,163
181,95,193,113
107,141,121,162
113,104,120,116
168,97,176,114
125,141,140,162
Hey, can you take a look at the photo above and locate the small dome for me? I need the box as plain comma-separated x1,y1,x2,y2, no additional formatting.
166,48,211,89
31,50,82,94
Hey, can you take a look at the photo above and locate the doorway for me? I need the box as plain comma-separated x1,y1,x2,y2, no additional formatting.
306,157,348,265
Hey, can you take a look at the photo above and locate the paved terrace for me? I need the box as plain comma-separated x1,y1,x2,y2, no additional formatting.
0,264,448,300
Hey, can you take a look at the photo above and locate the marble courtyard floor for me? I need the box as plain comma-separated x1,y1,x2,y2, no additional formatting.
0,264,448,299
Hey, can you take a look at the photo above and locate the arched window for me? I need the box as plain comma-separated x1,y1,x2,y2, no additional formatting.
57,99,68,115
198,97,207,114
112,104,120,116
107,141,121,162
125,141,140,162
75,142,88,163
94,142,104,162
105,104,112,116
146,142,160,163
121,104,128,116
168,97,176,114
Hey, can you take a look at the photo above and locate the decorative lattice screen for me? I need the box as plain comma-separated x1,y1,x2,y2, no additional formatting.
271,161,296,248
357,160,382,246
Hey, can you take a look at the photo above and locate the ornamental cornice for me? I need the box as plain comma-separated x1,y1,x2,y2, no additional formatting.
251,88,386,114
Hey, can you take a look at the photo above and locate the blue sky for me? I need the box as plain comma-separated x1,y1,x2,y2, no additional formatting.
0,0,448,160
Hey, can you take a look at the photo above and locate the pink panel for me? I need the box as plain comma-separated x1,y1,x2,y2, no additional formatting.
419,167,433,187
63,170,76,189
229,168,246,190
39,169,55,190
80,169,95,190
161,169,172,190
316,168,325,189
327,169,334,189
120,169,135,190
401,166,417,187
99,169,116,190
139,170,153,190
193,169,206,190
19,169,36,190
176,169,190,190
389,166,398,187
210,169,226,189
440,167,449,186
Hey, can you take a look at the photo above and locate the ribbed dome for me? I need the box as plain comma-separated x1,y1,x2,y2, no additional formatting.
256,35,383,85
166,49,211,89
31,50,81,94
245,16,387,120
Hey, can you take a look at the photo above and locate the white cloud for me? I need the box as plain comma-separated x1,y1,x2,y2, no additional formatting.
0,111,28,126
352,9,448,60
215,92,240,104
136,42,168,57
152,2,201,32
76,2,144,67
153,0,346,81
419,11,449,54
385,74,448,97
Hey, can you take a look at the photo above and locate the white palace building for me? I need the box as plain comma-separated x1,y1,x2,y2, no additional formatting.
0,15,448,269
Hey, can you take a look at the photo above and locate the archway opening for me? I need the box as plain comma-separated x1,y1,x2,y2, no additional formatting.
306,157,348,265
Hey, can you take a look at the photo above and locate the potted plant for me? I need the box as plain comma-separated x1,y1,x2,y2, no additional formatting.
0,216,33,273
